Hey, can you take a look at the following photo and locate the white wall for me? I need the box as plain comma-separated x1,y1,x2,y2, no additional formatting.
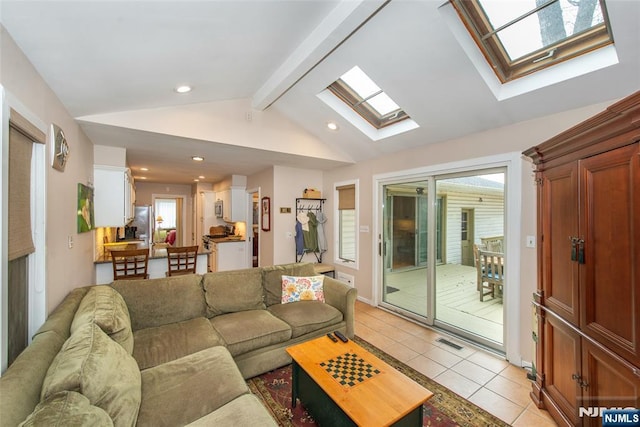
1,26,96,316
78,98,350,164
272,165,323,265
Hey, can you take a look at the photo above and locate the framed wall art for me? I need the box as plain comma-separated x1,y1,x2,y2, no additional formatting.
77,183,94,233
261,196,270,232
50,124,70,171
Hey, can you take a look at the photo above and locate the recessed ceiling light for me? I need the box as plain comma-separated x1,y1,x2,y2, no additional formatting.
175,85,192,93
140,167,149,171
198,175,205,179
193,179,200,182
192,156,204,162
327,122,339,131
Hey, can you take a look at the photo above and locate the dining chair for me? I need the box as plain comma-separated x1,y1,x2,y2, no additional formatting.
476,247,505,302
166,245,198,276
111,248,149,280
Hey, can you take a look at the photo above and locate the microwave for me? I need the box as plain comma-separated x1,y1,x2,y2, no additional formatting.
215,200,223,218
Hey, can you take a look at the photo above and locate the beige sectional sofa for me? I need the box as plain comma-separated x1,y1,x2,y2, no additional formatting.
0,262,356,426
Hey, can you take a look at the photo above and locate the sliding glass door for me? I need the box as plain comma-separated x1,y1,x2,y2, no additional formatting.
434,172,505,347
379,169,506,351
382,182,429,317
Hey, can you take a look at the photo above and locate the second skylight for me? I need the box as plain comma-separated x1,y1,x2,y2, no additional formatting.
327,66,409,129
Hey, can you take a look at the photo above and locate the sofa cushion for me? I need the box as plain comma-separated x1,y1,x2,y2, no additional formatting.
0,331,66,427
202,268,265,316
71,285,134,354
33,287,90,341
41,323,141,427
210,310,291,356
281,275,325,304
262,263,316,306
185,394,278,426
133,317,225,370
19,391,113,427
137,346,249,427
268,301,343,338
111,274,207,331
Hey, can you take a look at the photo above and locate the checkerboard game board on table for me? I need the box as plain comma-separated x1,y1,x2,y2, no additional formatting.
319,352,381,387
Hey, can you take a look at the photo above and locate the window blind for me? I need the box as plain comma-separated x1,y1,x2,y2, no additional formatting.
8,110,45,261
337,184,355,210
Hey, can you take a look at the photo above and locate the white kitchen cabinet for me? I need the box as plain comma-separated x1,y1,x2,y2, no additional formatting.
214,241,246,271
94,165,135,226
219,188,246,223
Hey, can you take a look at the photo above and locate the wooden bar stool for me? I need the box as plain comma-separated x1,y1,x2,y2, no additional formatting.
111,248,149,280
166,246,198,276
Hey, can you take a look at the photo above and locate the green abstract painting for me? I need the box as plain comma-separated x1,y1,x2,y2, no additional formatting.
77,183,94,233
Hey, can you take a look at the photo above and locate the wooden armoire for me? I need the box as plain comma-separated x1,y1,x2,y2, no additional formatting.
524,91,640,427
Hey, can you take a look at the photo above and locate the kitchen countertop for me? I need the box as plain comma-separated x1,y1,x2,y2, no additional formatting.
207,237,246,243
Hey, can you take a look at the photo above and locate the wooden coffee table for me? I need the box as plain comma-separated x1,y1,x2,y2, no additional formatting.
286,335,433,426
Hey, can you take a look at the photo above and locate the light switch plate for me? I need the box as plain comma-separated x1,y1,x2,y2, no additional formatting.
526,235,536,248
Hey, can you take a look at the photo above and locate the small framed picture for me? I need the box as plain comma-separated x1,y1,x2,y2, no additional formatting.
261,197,270,232
77,183,94,233
51,124,70,171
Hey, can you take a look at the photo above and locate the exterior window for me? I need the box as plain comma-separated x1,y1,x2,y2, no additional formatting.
155,199,177,229
450,0,614,82
327,66,410,129
336,182,357,266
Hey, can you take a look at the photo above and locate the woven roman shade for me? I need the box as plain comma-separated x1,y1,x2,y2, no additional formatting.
8,110,45,261
337,184,355,210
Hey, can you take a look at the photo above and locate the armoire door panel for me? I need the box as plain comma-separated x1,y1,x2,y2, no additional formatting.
579,143,640,365
580,340,640,427
544,315,581,425
542,162,580,325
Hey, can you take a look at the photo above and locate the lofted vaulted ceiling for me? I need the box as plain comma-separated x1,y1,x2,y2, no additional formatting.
1,0,639,184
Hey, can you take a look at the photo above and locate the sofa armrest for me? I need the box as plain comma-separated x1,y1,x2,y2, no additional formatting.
322,277,357,338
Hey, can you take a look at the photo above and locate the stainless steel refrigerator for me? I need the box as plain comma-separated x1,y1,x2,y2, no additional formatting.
130,205,154,247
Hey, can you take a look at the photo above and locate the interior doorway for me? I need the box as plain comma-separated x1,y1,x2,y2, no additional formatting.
153,195,186,247
247,189,260,267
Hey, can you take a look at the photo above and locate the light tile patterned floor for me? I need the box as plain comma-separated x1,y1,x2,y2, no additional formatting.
355,300,557,426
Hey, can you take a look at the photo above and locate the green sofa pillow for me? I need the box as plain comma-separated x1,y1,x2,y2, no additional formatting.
71,286,134,354
202,269,265,316
19,390,113,427
41,323,141,427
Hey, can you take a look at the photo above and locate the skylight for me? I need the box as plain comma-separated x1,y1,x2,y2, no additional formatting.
327,66,409,129
450,0,614,83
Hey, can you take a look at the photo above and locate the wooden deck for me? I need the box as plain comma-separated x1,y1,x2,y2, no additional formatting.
383,264,503,343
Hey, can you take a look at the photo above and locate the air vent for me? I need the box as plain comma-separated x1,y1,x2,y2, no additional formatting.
437,338,463,351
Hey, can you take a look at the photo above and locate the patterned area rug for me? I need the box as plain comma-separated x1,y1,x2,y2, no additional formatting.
247,336,509,427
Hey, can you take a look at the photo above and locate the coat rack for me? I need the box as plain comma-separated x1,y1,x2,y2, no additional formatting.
295,198,326,263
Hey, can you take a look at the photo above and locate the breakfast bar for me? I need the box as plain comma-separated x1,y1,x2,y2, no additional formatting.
94,246,210,284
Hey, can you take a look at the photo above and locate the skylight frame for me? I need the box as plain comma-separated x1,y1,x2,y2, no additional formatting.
450,0,615,83
327,67,410,130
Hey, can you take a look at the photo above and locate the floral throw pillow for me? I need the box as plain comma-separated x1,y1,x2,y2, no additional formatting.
281,275,325,304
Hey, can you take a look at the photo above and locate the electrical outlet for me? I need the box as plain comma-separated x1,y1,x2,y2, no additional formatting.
68,235,74,249
526,235,536,248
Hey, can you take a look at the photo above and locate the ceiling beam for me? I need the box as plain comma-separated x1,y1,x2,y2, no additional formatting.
251,0,389,111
